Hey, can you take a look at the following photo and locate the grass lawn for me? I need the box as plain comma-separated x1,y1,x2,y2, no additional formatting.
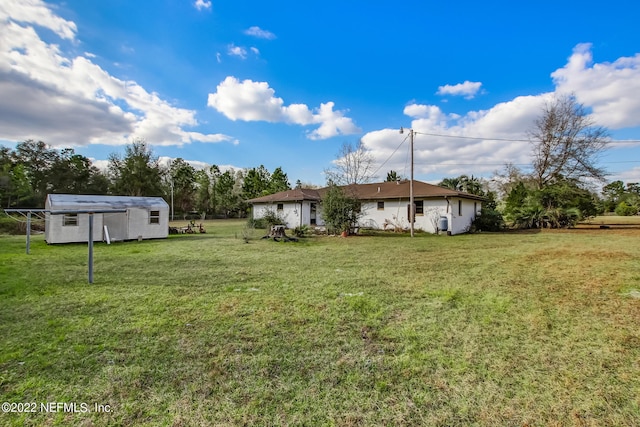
1,220,640,426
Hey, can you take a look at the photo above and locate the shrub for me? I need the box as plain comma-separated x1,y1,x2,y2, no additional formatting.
248,208,286,230
471,208,504,232
615,201,638,216
321,185,362,234
0,214,43,235
293,224,310,237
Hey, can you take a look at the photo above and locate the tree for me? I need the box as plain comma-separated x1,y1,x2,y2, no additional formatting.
169,158,197,217
439,175,484,196
48,148,108,195
242,165,271,200
530,94,609,189
324,140,376,185
12,140,59,206
321,184,362,234
194,169,212,215
385,170,402,182
602,180,626,212
108,139,165,197
217,169,240,218
269,167,291,193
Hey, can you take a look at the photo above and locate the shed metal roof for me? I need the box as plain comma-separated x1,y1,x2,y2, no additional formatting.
46,194,169,210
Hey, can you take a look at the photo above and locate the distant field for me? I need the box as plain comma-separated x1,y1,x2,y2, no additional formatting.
1,221,639,426
580,215,640,226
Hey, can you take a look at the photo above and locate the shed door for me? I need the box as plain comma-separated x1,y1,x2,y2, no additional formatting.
103,212,128,241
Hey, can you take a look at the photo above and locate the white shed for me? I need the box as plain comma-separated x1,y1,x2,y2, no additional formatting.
45,194,169,244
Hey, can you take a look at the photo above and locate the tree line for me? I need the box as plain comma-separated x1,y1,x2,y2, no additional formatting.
2,94,636,227
0,139,296,219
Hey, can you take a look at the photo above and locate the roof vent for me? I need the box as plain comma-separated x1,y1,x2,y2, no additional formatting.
377,186,380,193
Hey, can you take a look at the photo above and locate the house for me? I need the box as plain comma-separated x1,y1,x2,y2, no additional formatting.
248,188,322,229
247,180,485,235
45,194,169,244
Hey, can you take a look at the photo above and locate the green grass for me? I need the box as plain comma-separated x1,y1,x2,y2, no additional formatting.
1,221,640,426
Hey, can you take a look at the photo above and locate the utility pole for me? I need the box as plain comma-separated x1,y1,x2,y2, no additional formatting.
400,127,415,237
410,128,414,238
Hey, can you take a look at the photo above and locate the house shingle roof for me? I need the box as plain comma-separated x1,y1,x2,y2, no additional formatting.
248,180,485,203
246,188,322,203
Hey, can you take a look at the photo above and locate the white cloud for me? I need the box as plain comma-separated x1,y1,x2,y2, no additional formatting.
227,44,247,59
193,0,212,11
0,0,77,40
207,77,360,139
552,43,640,129
250,47,260,55
0,0,232,147
436,81,483,99
244,26,276,40
610,166,640,184
364,44,640,179
362,95,552,177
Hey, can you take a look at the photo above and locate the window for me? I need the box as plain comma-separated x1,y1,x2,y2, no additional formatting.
277,203,284,211
409,201,424,222
415,200,424,215
458,200,462,216
149,210,160,224
377,201,384,210
63,213,78,226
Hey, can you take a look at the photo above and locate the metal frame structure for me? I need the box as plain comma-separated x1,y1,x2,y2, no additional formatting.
4,208,127,283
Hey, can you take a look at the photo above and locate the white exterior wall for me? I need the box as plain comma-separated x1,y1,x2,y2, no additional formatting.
45,199,169,244
45,213,104,244
126,208,169,240
358,197,479,235
252,197,479,235
357,199,448,233
252,202,303,228
253,201,325,229
447,198,481,235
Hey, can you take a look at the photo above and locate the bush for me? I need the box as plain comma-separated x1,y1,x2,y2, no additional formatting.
471,208,504,232
293,224,310,237
248,208,286,230
321,185,362,234
615,201,638,216
0,216,20,234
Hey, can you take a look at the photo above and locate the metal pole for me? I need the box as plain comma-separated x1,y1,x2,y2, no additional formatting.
410,129,414,238
88,213,94,284
170,179,174,222
26,211,31,254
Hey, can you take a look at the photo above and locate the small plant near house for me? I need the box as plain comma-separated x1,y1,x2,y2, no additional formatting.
261,208,286,228
293,224,310,237
247,208,286,230
471,207,505,232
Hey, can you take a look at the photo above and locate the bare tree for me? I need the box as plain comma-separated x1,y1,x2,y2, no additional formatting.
529,94,609,189
324,140,376,185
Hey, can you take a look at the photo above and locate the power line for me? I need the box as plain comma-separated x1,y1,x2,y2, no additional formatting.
411,130,640,144
371,134,409,177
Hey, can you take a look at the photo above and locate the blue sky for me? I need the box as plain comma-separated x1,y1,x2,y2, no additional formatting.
2,0,640,187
